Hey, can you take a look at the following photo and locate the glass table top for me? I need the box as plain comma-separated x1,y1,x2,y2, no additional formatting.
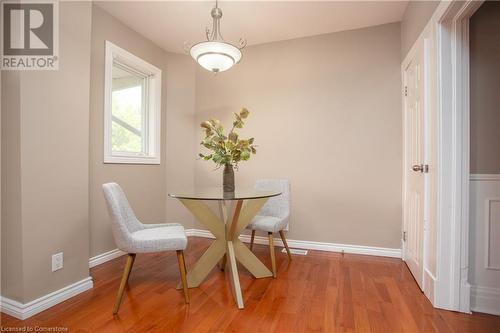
168,187,281,201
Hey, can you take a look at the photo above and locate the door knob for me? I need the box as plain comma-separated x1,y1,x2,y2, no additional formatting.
412,164,429,173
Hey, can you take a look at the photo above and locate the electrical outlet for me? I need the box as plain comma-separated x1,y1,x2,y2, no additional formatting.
52,252,63,272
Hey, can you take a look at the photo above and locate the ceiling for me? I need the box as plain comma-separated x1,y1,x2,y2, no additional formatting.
95,1,409,54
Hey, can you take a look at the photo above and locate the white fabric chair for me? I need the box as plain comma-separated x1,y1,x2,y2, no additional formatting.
246,179,292,277
102,182,189,314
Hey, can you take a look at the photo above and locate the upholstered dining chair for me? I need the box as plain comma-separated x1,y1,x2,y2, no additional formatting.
247,179,292,277
102,182,189,314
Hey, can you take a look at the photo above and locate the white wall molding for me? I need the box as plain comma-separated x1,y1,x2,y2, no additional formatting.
469,176,500,316
17,229,398,322
185,229,401,258
89,248,126,268
471,285,500,316
433,0,484,313
470,174,500,181
485,198,500,271
0,277,93,320
88,230,402,267
424,268,437,304
186,228,216,239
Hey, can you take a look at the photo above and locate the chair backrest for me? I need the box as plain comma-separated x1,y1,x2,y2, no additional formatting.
255,179,291,222
102,183,142,250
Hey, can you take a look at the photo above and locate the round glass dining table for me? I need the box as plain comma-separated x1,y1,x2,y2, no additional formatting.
168,187,281,309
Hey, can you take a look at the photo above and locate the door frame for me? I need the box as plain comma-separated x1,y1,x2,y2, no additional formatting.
433,0,483,313
402,0,483,313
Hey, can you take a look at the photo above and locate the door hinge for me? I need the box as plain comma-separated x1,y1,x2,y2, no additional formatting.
403,231,407,242
412,164,429,173
404,86,408,97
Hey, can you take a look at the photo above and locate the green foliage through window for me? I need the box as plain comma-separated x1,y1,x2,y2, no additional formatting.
111,66,145,155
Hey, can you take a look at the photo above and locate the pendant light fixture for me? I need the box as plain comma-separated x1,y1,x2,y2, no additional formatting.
186,0,246,73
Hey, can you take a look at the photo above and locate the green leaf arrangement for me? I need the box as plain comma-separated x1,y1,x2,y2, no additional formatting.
199,108,257,169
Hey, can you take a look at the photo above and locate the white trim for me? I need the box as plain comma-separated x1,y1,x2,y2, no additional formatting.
103,155,161,165
434,0,483,313
0,277,93,320
402,0,486,312
471,285,500,316
89,248,126,268
424,267,437,302
422,36,432,297
425,267,437,283
185,228,216,239
185,229,401,259
470,174,500,181
484,198,500,271
87,230,402,270
103,41,162,165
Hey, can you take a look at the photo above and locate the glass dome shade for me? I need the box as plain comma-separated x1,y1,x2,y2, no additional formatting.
190,41,242,73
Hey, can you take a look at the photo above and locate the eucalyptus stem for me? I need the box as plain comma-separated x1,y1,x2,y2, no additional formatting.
199,108,256,168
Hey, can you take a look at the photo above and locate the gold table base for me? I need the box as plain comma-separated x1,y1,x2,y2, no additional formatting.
177,197,273,309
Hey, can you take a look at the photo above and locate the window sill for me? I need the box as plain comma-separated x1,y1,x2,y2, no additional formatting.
103,155,160,165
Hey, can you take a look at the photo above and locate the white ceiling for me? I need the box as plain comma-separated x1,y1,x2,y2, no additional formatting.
95,1,409,54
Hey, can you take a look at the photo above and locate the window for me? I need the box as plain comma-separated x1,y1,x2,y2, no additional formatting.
104,41,161,164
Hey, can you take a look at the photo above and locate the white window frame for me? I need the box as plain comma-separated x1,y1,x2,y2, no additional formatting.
104,41,161,164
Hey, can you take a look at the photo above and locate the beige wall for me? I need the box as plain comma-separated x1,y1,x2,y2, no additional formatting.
195,23,402,249
1,3,405,305
1,2,92,303
470,1,500,174
1,72,23,301
164,53,197,231
401,1,439,58
89,5,196,257
1,2,197,302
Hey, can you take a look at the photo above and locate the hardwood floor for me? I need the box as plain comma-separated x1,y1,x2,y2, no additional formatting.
1,237,499,332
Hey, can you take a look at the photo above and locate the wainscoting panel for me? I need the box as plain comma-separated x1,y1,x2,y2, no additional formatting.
469,174,500,315
486,199,500,270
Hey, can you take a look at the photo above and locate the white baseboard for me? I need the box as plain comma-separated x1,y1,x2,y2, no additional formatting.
85,229,401,272
460,281,472,314
186,228,216,239
0,277,93,320
89,248,126,268
424,268,437,304
185,228,401,258
471,285,500,316
0,230,398,321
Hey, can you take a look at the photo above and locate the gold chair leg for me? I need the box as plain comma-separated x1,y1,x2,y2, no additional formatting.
113,253,136,314
279,230,292,261
268,232,277,278
250,230,256,251
176,250,190,304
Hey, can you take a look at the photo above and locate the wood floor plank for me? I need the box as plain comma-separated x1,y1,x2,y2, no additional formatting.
1,237,499,332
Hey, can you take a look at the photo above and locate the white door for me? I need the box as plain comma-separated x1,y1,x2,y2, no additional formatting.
403,43,426,290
